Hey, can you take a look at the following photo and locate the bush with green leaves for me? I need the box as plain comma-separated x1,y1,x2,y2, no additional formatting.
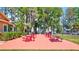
0,32,26,41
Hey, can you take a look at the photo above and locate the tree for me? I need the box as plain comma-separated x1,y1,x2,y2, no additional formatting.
48,7,63,33
14,7,37,33
63,7,76,33
37,7,63,33
72,7,79,31
8,7,63,34
16,7,30,33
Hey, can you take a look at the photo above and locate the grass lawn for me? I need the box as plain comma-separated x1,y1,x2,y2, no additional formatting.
54,34,79,44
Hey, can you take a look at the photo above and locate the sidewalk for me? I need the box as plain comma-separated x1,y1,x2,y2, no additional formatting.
0,34,79,50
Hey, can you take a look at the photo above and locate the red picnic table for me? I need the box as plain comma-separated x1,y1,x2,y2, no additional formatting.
23,33,35,42
45,32,62,42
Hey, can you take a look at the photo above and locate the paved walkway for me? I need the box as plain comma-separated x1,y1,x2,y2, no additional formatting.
0,34,79,50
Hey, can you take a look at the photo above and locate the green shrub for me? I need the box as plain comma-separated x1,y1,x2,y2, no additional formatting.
0,33,4,41
0,32,26,41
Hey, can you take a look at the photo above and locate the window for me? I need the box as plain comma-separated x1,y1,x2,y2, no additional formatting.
4,25,8,32
14,27,16,31
8,25,12,32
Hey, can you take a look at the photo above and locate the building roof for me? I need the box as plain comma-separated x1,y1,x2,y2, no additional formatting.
0,12,15,27
0,12,10,21
0,19,15,27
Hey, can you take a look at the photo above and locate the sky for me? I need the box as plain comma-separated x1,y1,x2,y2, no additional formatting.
60,7,68,25
62,7,68,15
0,7,68,21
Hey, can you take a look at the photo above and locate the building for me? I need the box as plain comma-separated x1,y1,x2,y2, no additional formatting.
0,12,15,32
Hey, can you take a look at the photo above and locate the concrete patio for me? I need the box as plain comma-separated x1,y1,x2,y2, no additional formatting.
0,34,79,50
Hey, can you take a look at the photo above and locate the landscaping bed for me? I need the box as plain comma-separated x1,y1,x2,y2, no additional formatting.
0,32,26,41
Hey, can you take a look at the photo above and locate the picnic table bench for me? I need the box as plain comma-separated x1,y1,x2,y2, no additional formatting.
23,33,35,42
45,32,62,42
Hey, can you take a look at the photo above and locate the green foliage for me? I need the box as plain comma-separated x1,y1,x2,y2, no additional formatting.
70,8,79,30
72,19,79,30
9,7,63,33
37,7,63,29
73,7,79,18
56,34,79,44
64,8,78,31
15,20,25,32
0,32,26,41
